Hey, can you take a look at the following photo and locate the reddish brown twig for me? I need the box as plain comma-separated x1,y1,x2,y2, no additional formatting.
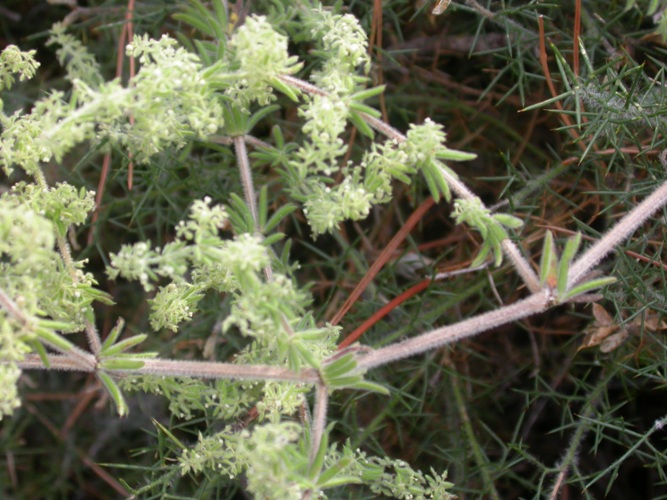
330,197,435,327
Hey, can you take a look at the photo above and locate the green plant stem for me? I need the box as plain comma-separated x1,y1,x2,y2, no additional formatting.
57,230,102,354
38,162,103,354
548,405,594,499
0,287,26,324
212,134,272,149
278,74,327,97
449,357,500,500
84,319,102,356
547,368,609,499
18,354,94,372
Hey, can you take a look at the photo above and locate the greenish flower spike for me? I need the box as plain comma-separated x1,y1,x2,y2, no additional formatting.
217,233,270,275
149,283,205,332
1,307,40,419
228,15,302,107
403,118,476,202
237,422,308,499
0,198,55,269
126,34,224,161
223,274,307,339
12,182,95,236
0,92,66,176
175,196,229,242
453,197,523,267
0,44,40,91
308,8,371,94
47,23,102,86
179,423,309,498
0,364,21,420
179,427,243,476
362,140,415,202
303,179,374,236
107,241,163,292
300,95,349,151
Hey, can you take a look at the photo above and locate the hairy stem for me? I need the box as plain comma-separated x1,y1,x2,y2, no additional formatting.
568,178,667,287
18,354,96,372
17,355,320,384
234,135,273,281
502,239,541,293
309,382,328,465
0,287,26,324
41,146,103,354
358,290,550,370
234,135,259,225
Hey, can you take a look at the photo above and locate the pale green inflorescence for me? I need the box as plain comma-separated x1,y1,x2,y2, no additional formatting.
149,283,205,332
126,34,224,161
308,8,371,94
303,178,375,236
176,420,457,499
12,182,96,235
0,364,21,420
298,94,349,175
227,15,301,108
180,422,307,499
0,7,470,492
404,118,450,167
47,23,103,86
452,197,523,266
0,193,102,330
0,44,40,92
0,198,59,418
1,28,226,178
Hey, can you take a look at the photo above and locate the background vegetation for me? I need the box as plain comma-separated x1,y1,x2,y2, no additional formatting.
1,0,667,498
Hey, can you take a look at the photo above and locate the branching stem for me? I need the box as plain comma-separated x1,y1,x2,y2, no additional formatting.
277,74,541,291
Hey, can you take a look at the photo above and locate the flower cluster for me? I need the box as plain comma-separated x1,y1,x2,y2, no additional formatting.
227,15,302,108
0,44,39,91
47,23,102,86
308,8,371,93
